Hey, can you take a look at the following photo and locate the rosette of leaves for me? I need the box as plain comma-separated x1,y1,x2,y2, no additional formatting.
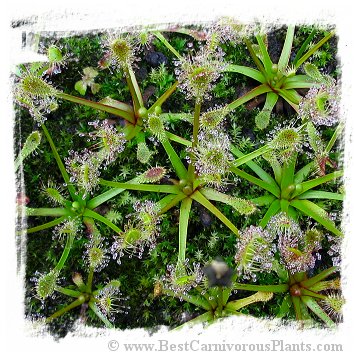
229,124,343,236
157,259,274,329
223,25,334,129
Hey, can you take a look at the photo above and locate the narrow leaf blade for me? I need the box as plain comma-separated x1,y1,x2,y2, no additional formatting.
290,199,342,236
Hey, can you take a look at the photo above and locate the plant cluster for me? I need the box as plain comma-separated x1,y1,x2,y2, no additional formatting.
14,19,344,335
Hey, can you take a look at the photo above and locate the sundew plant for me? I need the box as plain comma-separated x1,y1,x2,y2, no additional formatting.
13,19,345,336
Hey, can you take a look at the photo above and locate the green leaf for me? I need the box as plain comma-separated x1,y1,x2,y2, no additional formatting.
200,188,256,215
203,287,218,310
99,97,134,115
163,288,211,310
74,80,87,95
295,31,334,69
297,190,343,201
57,93,135,123
300,296,336,328
25,207,68,217
161,139,188,180
41,124,76,200
303,62,324,83
288,206,299,221
231,166,280,197
55,287,82,298
293,272,307,283
225,64,265,83
25,216,67,234
83,208,122,234
282,75,315,89
149,81,179,111
15,131,42,171
278,25,295,71
294,162,315,184
136,141,152,163
300,288,327,300
244,38,268,76
87,188,125,209
178,197,192,263
266,155,282,185
280,153,297,191
87,177,140,209
325,123,344,153
278,88,302,106
280,198,290,213
191,191,239,237
125,66,144,113
292,29,316,65
125,123,143,141
46,297,84,324
291,295,303,321
272,260,289,282
90,83,101,95
276,295,292,318
158,193,186,214
233,144,271,168
231,145,277,186
15,64,25,77
259,199,281,227
279,196,291,214
99,180,181,194
226,291,274,311
83,66,98,78
174,311,213,330
255,91,279,129
300,299,312,321
55,233,75,271
301,267,339,288
306,121,322,153
251,195,276,206
255,34,273,73
153,31,182,60
190,101,202,174
233,282,289,293
160,112,193,124
166,131,192,146
222,286,233,306
293,170,343,197
88,301,114,328
290,199,342,236
227,83,271,111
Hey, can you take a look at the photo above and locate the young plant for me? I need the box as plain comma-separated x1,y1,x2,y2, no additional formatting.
43,273,127,328
18,122,125,237
32,216,130,327
231,264,342,328
158,258,273,329
232,215,343,328
230,123,343,236
224,24,335,128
